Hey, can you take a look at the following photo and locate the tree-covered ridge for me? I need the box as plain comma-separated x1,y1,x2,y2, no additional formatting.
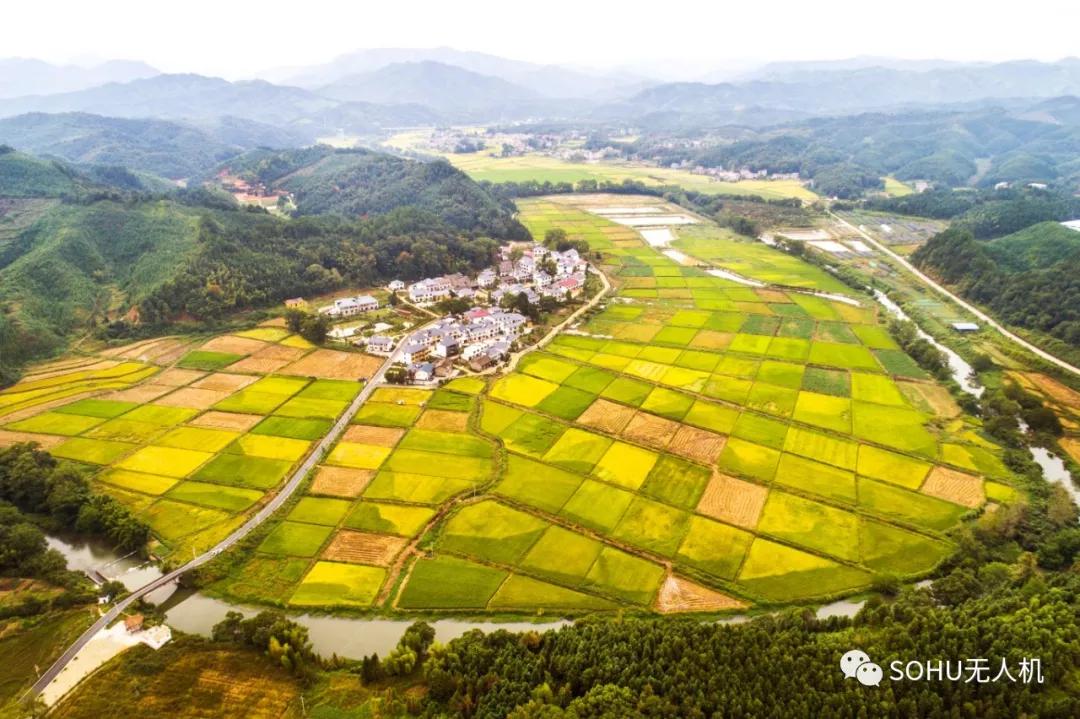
0,112,304,180
0,199,205,377
0,147,173,199
912,223,1080,345
138,207,501,323
869,187,1080,237
629,102,1080,197
215,146,527,237
0,146,521,381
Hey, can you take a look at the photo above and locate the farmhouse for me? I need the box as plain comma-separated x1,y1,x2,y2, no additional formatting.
366,335,394,353
413,362,435,382
321,295,379,318
387,280,405,291
284,297,306,308
400,340,430,365
125,614,144,633
434,338,460,358
408,279,452,304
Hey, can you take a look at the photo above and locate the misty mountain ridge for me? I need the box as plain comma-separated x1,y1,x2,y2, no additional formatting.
316,61,567,120
0,58,159,99
270,46,650,99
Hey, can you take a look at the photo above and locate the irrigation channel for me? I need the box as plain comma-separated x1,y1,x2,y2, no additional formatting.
873,289,1079,508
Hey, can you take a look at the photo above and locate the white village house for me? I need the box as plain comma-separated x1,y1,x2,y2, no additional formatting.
320,295,379,318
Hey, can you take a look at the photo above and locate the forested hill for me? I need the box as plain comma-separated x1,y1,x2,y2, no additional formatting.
0,145,174,198
912,222,1080,345
869,187,1080,237
0,112,305,180
0,147,518,383
215,146,525,236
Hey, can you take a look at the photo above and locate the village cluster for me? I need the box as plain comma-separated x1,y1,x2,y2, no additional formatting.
315,242,590,381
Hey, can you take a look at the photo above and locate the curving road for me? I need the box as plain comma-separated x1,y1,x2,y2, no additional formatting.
830,211,1080,378
28,340,413,701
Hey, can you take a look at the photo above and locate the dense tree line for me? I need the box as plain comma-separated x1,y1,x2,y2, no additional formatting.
212,610,320,682
869,187,1080,238
0,443,149,553
138,208,502,324
887,318,949,380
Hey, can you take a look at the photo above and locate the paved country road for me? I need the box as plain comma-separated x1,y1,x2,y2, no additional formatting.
830,211,1080,379
27,339,414,701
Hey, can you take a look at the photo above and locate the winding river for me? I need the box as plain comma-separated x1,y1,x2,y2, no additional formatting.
46,534,567,658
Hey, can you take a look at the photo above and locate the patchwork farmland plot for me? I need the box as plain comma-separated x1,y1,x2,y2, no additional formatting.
1,327,376,560
211,194,1018,617
17,193,1011,618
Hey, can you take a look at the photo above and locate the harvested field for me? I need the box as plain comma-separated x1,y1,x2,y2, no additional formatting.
1024,373,1080,409
282,349,383,380
101,384,174,403
189,411,263,432
921,466,985,508
101,336,183,360
226,356,291,374
191,373,259,393
416,409,469,432
668,424,726,463
253,343,306,361
577,398,637,434
655,575,748,613
322,530,407,566
146,338,195,364
0,429,66,448
149,368,205,387
310,466,374,497
20,359,118,382
153,387,229,409
342,424,404,447
697,473,768,528
622,412,679,448
201,335,268,355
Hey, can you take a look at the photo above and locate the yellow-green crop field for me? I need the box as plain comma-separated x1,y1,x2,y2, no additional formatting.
0,324,368,559
383,130,817,202
214,194,1019,616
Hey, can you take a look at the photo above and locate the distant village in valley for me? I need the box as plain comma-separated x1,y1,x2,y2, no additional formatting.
298,241,591,384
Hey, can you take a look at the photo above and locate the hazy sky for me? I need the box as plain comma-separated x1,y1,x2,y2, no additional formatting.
8,0,1079,79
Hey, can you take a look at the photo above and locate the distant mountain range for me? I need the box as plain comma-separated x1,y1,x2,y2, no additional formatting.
0,74,335,125
317,61,540,116
4,55,1080,133
603,59,1080,125
267,46,648,100
0,58,158,99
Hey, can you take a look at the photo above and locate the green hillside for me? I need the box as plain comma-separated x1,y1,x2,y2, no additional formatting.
913,221,1080,345
983,221,1080,271
0,147,520,383
0,200,202,377
0,147,89,197
217,146,525,236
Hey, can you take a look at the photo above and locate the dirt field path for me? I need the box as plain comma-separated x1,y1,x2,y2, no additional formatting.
830,210,1080,378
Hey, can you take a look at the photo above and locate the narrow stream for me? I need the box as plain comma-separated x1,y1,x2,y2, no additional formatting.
872,289,1080,509
1030,447,1080,507
871,289,983,396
